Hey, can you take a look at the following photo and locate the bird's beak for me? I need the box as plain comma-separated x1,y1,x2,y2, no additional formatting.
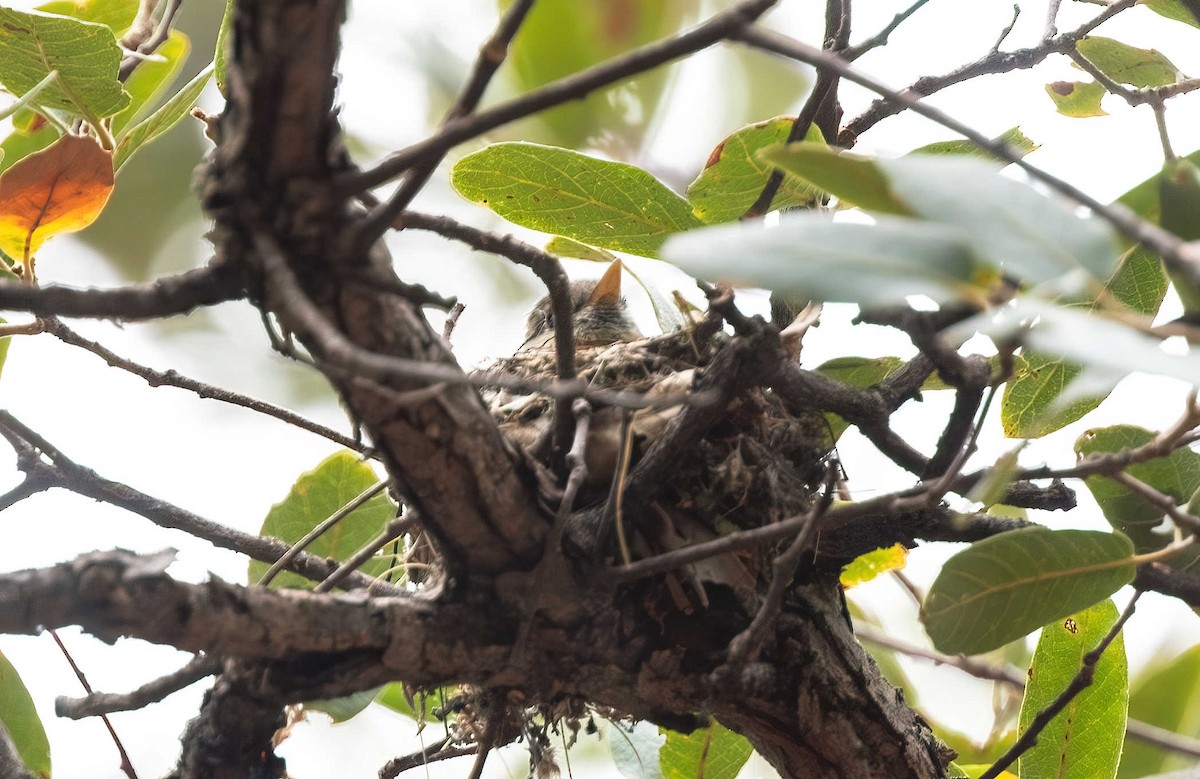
587,260,624,306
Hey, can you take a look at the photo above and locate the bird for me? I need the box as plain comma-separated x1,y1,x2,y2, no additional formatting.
520,259,643,350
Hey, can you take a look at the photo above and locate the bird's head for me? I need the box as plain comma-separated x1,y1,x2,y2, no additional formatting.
523,260,643,348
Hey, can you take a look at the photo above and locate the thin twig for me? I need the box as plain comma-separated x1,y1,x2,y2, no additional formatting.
979,592,1143,779
442,302,466,343
843,0,932,59
314,515,415,594
42,317,368,456
257,480,390,586
49,630,138,779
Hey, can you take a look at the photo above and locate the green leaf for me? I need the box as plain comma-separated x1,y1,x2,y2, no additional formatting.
1018,599,1128,779
611,720,665,779
923,528,1135,655
1075,425,1200,539
0,649,51,778
757,142,910,214
1001,351,1104,439
1159,158,1200,313
909,126,1040,162
659,721,752,779
114,63,212,171
1105,245,1168,316
661,213,983,306
451,142,701,258
110,30,189,135
880,155,1121,285
307,687,381,723
248,451,396,589
1076,36,1182,88
374,683,449,724
1046,80,1108,118
0,317,10,383
1142,0,1200,28
501,0,696,151
0,120,57,175
686,118,824,223
37,0,138,34
816,356,952,392
215,0,234,95
1118,644,1200,778
0,8,129,119
960,298,1200,387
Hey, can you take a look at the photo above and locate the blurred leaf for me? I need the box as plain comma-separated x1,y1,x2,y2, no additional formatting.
937,726,1017,769
714,45,808,129
662,213,983,306
215,0,233,95
114,64,212,171
923,528,1135,655
1046,80,1107,118
248,451,396,589
910,127,1039,162
816,356,952,392
0,649,51,778
0,133,114,261
1105,245,1168,316
758,142,910,214
37,0,138,33
307,687,381,723
880,155,1121,285
659,721,752,779
840,544,907,588
0,120,58,175
1018,599,1128,779
501,0,697,152
1118,644,1200,778
687,118,824,223
0,319,9,383
950,764,1017,779
1159,158,1200,314
611,720,666,779
959,298,1200,387
452,142,700,257
0,7,129,119
1001,351,1104,439
1076,36,1183,88
110,29,189,135
1142,0,1200,27
968,445,1025,509
1075,424,1200,538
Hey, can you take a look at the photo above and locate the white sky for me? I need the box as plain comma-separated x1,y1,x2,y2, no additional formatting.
3,1,1200,777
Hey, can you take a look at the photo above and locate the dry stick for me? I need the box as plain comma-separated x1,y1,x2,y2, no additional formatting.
358,0,538,244
733,24,1200,291
49,630,138,779
854,625,1200,760
56,655,220,719
0,410,387,592
380,743,477,779
979,592,1143,779
42,317,368,456
842,0,932,59
442,302,466,342
341,0,779,195
257,480,390,586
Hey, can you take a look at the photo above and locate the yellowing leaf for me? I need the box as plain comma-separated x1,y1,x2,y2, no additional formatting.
840,544,908,588
0,133,114,263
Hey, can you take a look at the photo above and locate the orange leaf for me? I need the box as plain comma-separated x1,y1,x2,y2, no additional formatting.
0,134,114,264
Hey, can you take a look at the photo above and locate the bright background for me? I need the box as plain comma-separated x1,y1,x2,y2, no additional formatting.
2,1,1200,776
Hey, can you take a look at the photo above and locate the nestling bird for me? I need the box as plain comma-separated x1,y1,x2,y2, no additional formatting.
521,259,643,349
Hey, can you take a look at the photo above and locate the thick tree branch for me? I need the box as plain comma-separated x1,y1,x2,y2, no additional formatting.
0,262,243,320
